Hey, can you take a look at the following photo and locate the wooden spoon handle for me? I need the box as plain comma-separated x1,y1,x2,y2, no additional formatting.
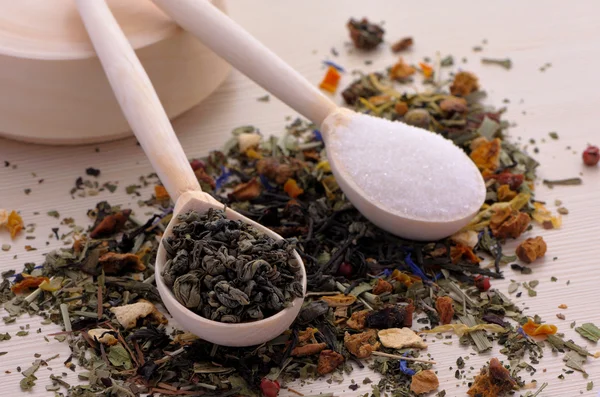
76,0,200,202
152,0,338,126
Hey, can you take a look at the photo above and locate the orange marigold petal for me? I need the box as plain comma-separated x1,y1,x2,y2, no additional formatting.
522,318,557,336
319,66,341,94
419,62,433,79
283,178,304,198
11,276,50,294
154,185,170,201
7,210,24,239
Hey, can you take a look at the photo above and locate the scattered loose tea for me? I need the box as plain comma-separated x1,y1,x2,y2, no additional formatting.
481,57,512,70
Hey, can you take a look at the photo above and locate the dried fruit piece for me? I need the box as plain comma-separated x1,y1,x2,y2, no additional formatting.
372,278,393,295
317,350,345,375
470,137,501,174
110,300,167,329
346,310,369,330
489,207,530,239
450,71,479,97
260,378,280,397
583,145,600,166
88,329,118,346
99,252,146,275
229,178,262,201
366,304,414,329
389,58,416,81
522,318,557,336
321,294,357,307
391,37,413,53
394,101,409,116
291,342,327,357
435,296,454,325
238,132,261,153
256,158,303,185
403,109,430,129
410,370,439,395
497,184,517,202
347,18,384,50
344,329,380,358
90,210,131,239
516,236,547,264
6,210,24,239
467,358,517,397
194,167,216,190
378,328,427,349
439,96,468,113
450,230,478,249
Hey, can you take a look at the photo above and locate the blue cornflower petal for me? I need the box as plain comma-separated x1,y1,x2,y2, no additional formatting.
405,253,430,282
215,167,232,190
322,61,345,72
313,130,323,142
399,353,416,376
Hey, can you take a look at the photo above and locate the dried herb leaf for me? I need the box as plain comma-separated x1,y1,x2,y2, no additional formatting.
575,323,600,343
107,343,132,370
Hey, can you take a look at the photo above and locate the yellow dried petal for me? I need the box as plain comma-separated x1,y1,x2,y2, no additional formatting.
420,323,507,337
39,277,63,292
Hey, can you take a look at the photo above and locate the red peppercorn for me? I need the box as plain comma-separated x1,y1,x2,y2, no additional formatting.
337,262,354,278
474,275,491,292
582,145,600,166
189,159,206,171
260,378,280,397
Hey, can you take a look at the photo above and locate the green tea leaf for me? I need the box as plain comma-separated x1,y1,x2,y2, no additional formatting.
107,343,132,370
563,351,586,373
587,381,593,391
477,116,500,140
575,323,600,343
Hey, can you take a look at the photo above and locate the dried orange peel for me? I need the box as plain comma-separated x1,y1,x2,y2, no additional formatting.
319,66,341,93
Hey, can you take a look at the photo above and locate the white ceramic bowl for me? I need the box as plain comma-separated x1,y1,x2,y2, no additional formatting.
0,0,230,145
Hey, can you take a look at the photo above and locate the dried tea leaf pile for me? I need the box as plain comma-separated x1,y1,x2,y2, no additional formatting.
162,208,303,323
0,24,594,397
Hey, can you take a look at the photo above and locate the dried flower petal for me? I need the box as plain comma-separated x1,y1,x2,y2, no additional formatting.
194,168,216,190
154,185,170,202
450,71,479,96
532,202,562,229
516,236,547,264
11,276,50,293
450,244,481,264
229,178,262,201
522,318,557,336
391,269,421,287
344,329,380,358
283,178,304,198
378,328,427,349
317,350,345,375
420,323,507,337
346,310,369,330
372,278,393,295
435,296,454,325
321,294,357,307
391,37,413,53
419,62,433,79
319,66,342,94
390,58,416,81
410,370,439,395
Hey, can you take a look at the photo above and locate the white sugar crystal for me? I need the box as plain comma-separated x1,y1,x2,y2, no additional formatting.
326,114,483,221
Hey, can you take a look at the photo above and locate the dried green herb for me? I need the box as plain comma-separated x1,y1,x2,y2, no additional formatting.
481,57,512,69
542,178,583,188
575,323,600,343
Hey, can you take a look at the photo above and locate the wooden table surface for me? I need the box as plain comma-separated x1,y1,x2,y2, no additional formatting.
1,1,599,395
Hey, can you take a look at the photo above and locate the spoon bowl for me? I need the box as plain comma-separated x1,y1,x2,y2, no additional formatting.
321,108,486,240
155,191,307,346
76,0,306,347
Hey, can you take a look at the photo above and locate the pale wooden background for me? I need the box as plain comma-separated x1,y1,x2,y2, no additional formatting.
1,1,600,395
